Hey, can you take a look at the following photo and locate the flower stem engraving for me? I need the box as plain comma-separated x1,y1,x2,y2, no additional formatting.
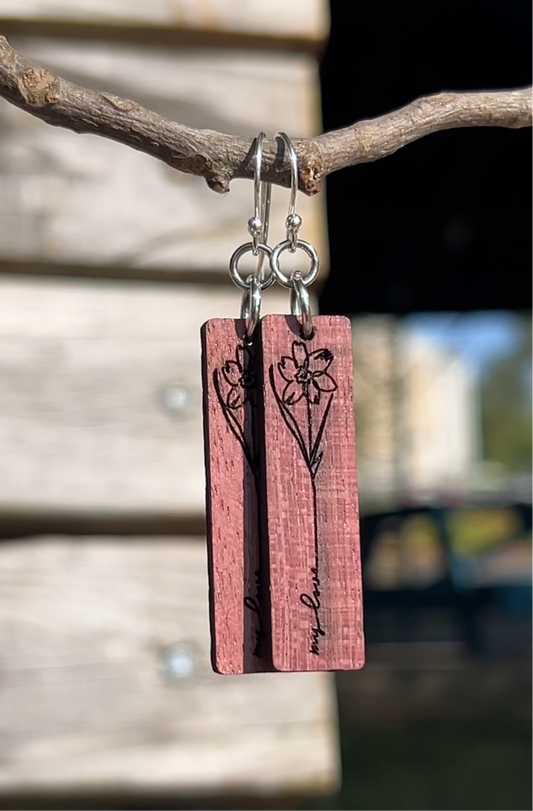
269,340,337,655
213,342,264,659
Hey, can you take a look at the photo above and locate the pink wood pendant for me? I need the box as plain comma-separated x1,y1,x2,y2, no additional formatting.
260,314,365,672
201,319,272,674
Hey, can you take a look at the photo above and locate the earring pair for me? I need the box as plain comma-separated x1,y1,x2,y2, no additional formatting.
201,132,364,675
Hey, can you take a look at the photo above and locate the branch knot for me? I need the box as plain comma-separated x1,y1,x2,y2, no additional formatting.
17,67,59,108
101,92,137,113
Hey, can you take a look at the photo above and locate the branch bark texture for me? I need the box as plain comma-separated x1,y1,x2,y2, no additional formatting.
0,35,531,195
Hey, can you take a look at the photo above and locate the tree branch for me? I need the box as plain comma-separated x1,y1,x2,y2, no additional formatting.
0,35,530,196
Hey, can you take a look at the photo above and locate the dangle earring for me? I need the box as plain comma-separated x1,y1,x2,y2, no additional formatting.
201,133,273,675
261,132,365,672
201,132,365,675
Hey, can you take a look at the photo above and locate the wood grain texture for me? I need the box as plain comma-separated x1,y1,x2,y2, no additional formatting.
261,315,365,672
0,536,339,794
0,0,329,48
0,37,326,275
201,320,271,674
0,276,293,517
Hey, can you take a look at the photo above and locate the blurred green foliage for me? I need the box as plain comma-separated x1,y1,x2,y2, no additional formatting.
306,716,532,811
481,317,532,473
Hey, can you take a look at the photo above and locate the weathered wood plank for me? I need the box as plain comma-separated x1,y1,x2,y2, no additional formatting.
0,536,339,794
0,1,329,48
261,315,365,671
0,276,303,516
0,38,327,276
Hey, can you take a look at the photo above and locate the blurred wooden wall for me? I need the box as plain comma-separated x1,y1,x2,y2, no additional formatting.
0,2,339,806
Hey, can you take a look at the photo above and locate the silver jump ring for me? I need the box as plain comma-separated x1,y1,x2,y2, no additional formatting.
290,271,313,338
276,132,301,252
248,132,272,280
240,275,262,338
270,239,319,289
229,242,274,291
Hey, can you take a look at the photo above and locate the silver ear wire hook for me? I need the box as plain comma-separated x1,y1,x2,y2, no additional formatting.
228,133,274,339
270,132,319,339
276,131,302,252
247,132,272,282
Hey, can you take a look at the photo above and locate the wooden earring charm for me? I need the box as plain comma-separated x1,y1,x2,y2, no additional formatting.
261,133,365,672
201,133,273,675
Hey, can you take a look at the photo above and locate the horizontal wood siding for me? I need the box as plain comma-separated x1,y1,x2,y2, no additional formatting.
0,1,329,49
0,5,337,799
0,277,311,516
0,39,326,276
0,536,339,793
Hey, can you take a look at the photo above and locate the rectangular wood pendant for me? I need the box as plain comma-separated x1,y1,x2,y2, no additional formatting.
201,319,271,674
260,315,365,672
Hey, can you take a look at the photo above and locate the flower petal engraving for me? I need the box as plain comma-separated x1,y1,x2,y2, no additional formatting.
292,341,308,368
226,385,246,409
278,341,339,407
222,360,242,386
308,348,333,374
282,379,304,405
218,343,257,411
278,356,297,382
314,372,337,392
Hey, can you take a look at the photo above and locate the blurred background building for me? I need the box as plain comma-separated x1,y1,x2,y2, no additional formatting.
353,317,480,503
0,1,531,810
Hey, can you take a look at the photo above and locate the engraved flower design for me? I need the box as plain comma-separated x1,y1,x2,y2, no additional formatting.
222,345,255,409
278,341,337,406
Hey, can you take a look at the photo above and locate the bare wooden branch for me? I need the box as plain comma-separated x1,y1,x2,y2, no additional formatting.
0,35,531,196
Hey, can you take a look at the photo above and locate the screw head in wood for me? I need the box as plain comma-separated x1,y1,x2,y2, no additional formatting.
162,643,195,680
